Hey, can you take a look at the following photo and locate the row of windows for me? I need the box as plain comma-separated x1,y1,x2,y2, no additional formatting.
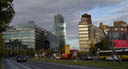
79,28,88,30
79,25,88,27
4,34,35,38
79,38,89,40
4,30,34,34
80,48,89,51
79,31,88,34
79,35,88,37
111,32,127,40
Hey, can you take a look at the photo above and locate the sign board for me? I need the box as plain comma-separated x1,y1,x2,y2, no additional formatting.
65,45,70,54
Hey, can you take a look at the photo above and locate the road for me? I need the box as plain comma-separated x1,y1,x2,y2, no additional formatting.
3,59,104,69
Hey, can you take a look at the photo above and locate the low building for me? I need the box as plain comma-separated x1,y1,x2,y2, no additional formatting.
108,21,128,48
91,25,106,44
2,21,48,52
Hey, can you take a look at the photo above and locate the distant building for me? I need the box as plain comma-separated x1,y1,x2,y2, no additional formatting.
54,14,66,50
3,21,48,51
99,23,109,34
46,31,59,52
114,21,126,27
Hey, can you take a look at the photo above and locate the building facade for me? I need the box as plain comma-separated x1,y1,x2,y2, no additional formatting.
91,25,106,44
78,13,92,52
99,23,109,34
78,14,106,52
3,21,48,51
46,31,59,52
108,21,128,48
114,21,126,27
54,14,66,50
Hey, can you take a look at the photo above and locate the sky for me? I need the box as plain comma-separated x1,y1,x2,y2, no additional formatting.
11,0,128,49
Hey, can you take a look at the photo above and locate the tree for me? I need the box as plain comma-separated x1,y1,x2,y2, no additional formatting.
95,37,110,50
0,0,15,32
89,38,96,54
0,33,6,56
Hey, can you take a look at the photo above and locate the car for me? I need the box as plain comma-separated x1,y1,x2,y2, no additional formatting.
79,55,93,60
16,56,28,62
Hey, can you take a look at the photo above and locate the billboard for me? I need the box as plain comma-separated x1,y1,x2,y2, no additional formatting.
65,45,70,54
112,40,128,48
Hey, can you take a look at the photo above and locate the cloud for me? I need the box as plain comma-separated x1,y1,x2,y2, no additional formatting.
11,0,126,49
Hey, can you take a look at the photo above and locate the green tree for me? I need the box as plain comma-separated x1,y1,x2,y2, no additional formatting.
0,0,15,32
95,37,110,50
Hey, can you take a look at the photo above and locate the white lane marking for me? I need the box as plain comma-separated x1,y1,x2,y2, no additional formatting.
23,63,42,69
9,59,31,69
6,59,20,69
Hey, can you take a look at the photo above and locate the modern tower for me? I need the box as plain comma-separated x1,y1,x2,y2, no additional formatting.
78,13,92,52
54,14,66,50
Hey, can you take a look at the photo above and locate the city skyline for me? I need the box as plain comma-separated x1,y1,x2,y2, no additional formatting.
10,0,128,49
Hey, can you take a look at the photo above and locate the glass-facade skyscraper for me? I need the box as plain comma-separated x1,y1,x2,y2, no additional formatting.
54,14,66,50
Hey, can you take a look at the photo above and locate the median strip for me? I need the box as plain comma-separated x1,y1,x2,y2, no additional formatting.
30,58,128,69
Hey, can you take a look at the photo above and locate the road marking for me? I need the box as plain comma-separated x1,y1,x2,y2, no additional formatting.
6,59,20,69
8,59,31,69
23,64,42,69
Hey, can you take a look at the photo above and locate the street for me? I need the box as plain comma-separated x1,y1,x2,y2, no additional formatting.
3,59,104,69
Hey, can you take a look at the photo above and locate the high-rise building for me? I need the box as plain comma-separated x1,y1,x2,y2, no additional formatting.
78,13,92,52
54,14,66,50
78,14,106,52
3,21,48,51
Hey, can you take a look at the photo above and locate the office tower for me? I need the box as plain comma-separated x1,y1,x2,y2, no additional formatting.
78,13,92,52
54,14,66,50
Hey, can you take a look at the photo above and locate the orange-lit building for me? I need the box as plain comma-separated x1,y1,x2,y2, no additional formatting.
114,21,126,27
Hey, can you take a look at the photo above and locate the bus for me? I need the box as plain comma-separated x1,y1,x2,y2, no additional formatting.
99,49,128,60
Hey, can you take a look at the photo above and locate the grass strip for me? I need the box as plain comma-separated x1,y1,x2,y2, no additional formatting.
30,58,128,69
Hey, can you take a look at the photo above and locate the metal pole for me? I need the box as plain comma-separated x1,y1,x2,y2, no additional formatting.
110,27,115,62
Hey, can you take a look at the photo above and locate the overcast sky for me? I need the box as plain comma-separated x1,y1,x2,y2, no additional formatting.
11,0,128,49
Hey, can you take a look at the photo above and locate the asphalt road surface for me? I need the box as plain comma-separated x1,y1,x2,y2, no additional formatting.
3,59,104,69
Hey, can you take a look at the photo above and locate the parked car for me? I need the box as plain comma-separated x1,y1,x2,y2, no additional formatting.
79,54,93,60
16,56,28,62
